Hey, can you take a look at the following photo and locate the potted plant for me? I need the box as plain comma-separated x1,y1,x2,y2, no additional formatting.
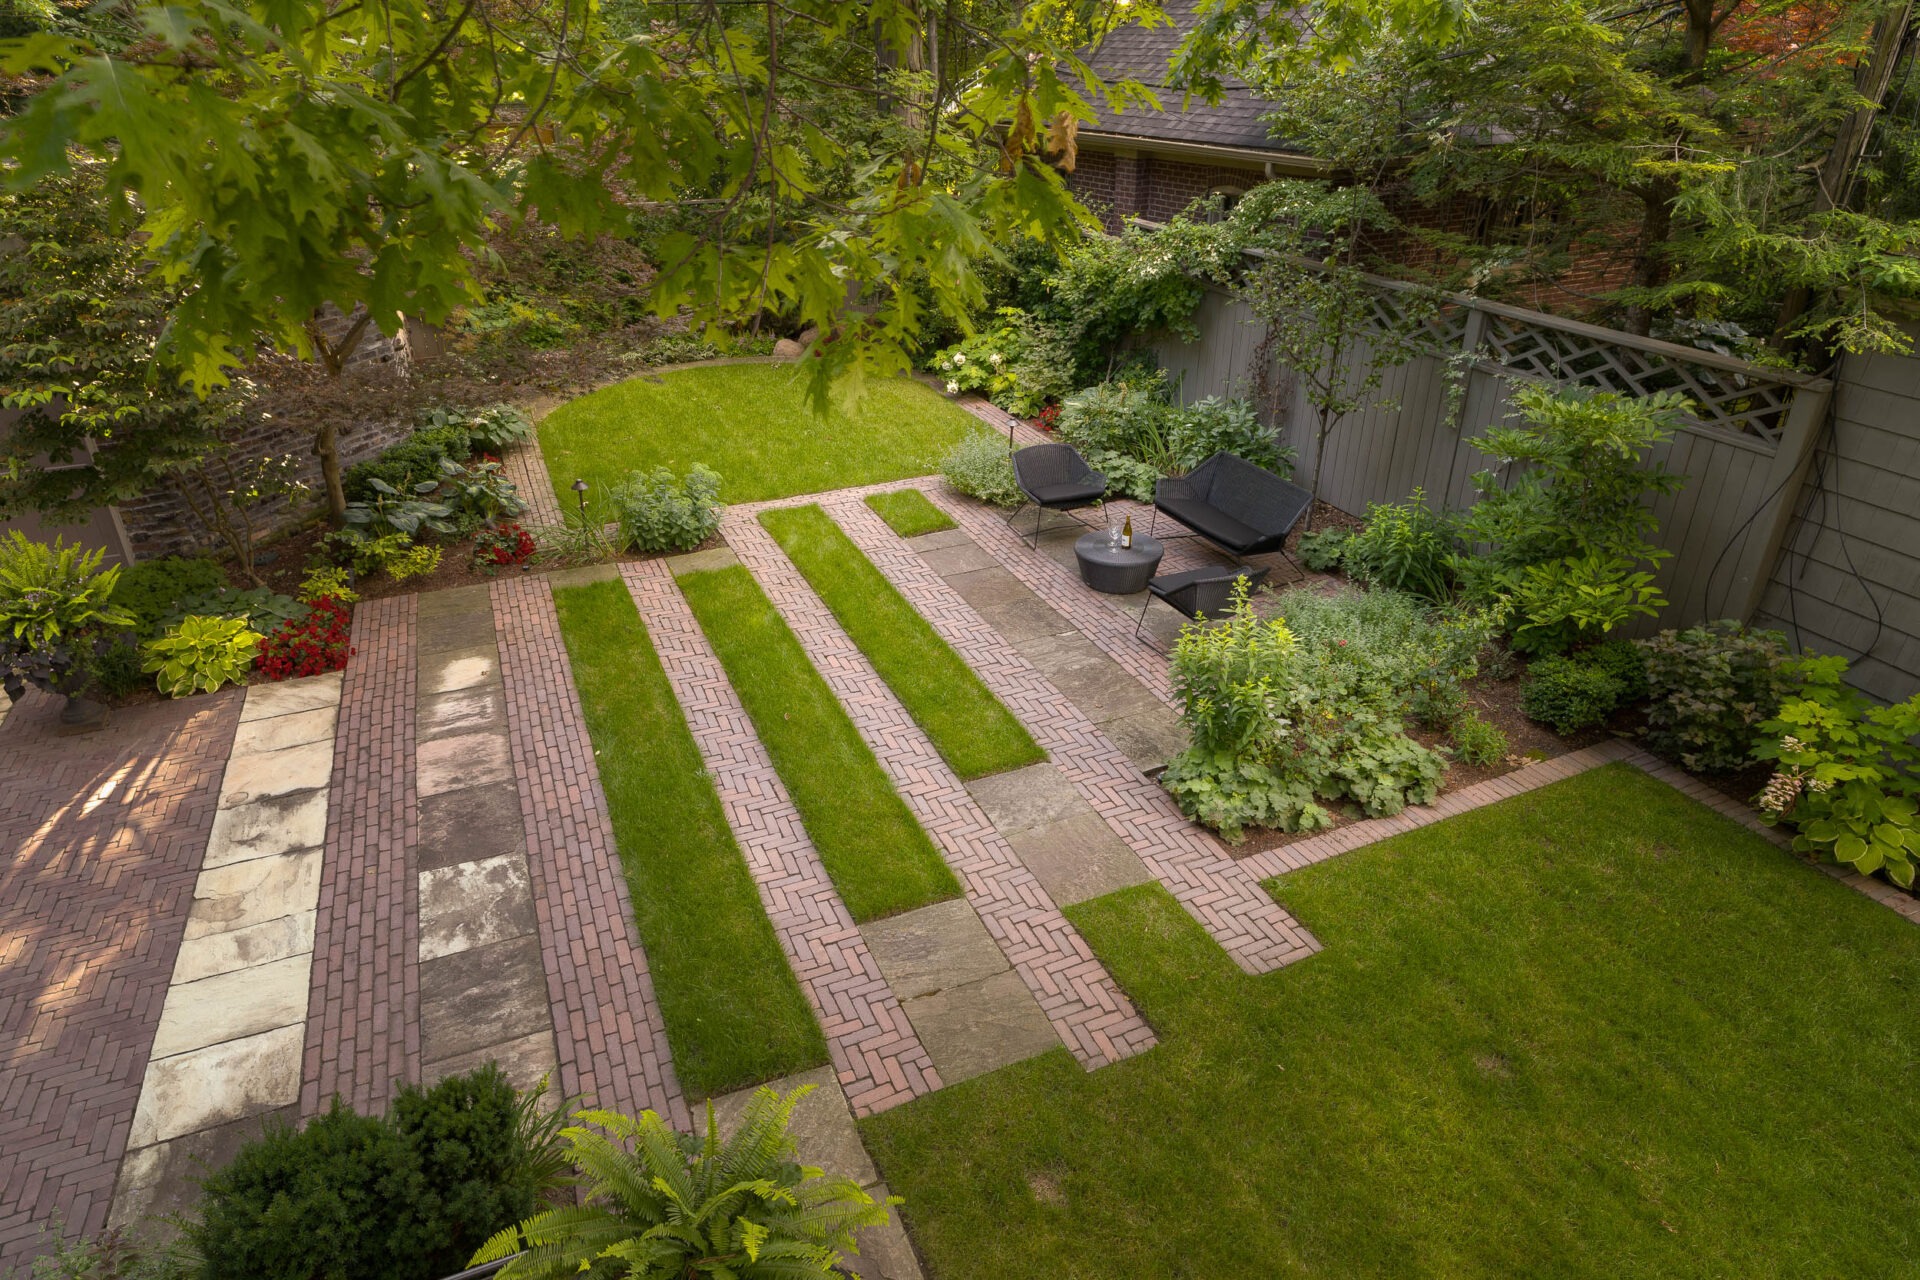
0,533,136,728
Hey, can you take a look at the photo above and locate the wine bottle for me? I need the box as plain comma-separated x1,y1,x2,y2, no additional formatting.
1121,513,1133,549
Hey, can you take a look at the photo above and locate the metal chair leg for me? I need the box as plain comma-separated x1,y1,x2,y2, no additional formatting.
1032,503,1044,548
1134,594,1153,637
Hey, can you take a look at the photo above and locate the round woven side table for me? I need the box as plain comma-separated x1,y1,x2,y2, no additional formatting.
1074,531,1164,594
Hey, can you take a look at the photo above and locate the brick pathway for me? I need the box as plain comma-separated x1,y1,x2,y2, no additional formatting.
722,511,1158,1068
830,493,1321,975
0,688,241,1270
491,576,689,1128
502,434,565,528
302,595,420,1116
623,560,941,1117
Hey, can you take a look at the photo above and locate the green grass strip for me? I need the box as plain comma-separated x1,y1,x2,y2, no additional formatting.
552,579,827,1097
864,489,956,537
677,564,961,921
760,505,1043,781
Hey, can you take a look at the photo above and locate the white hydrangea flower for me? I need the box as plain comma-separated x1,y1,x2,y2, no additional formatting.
989,351,1004,368
953,353,966,366
945,380,960,394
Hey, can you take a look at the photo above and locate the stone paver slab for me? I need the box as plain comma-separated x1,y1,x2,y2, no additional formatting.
416,607,496,655
418,853,538,961
416,583,495,616
965,763,1088,836
1004,812,1153,907
859,900,1010,1001
712,1066,878,1187
416,730,515,797
424,1029,562,1097
229,704,337,755
666,547,740,576
417,782,527,872
218,739,334,807
853,1183,925,1280
149,953,311,1059
172,910,315,985
916,541,999,576
900,970,1058,1086
237,673,341,722
203,790,329,869
110,1105,294,1232
417,683,507,741
186,849,323,939
418,934,554,1064
1098,709,1187,773
421,645,501,694
905,528,973,551
127,1023,304,1148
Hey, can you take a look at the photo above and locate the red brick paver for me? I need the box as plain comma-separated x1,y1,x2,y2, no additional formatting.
502,435,565,528
0,689,241,1270
490,576,689,1128
302,595,419,1116
840,490,1321,975
622,560,942,1117
725,510,1157,1069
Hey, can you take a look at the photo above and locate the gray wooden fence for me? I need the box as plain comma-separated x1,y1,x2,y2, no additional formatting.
1150,275,1836,642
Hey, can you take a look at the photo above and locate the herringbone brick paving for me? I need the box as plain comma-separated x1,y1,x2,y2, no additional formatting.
622,560,942,1117
723,511,1158,1070
302,594,419,1116
835,490,1321,973
491,576,689,1128
502,434,565,528
0,687,242,1271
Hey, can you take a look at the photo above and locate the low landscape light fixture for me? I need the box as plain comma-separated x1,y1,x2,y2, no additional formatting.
571,477,589,524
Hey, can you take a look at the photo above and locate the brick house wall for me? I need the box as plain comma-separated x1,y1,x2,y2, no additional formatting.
1069,150,1268,232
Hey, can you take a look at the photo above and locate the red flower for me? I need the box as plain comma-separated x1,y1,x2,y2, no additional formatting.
258,596,354,681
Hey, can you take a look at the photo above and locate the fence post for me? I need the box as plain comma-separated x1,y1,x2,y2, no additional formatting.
1726,377,1834,623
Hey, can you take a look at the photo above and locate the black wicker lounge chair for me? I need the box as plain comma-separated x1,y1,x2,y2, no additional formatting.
1151,452,1312,570
1010,444,1107,547
1135,566,1269,636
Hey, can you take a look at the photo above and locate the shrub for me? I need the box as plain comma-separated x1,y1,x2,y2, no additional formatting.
474,522,537,573
91,635,148,700
472,1086,892,1280
1754,656,1920,888
436,457,527,533
1502,552,1666,656
142,615,262,697
1297,527,1350,573
111,556,230,636
1056,380,1177,473
344,477,458,540
298,565,360,604
1162,582,1449,840
1578,637,1649,703
191,1067,563,1280
257,596,354,681
1342,489,1454,601
1452,711,1509,767
611,464,723,553
1520,656,1620,735
0,532,134,700
1638,620,1798,771
1085,449,1159,503
1169,396,1290,475
343,423,473,502
324,531,443,581
940,431,1023,508
1269,586,1498,728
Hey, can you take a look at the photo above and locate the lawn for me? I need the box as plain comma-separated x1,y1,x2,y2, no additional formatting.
552,580,827,1097
539,364,977,506
759,505,1042,781
862,765,1920,1278
864,489,956,538
676,564,962,921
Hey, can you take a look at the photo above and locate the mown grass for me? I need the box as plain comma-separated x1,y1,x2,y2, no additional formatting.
676,564,961,921
552,580,826,1097
759,505,1042,781
864,489,956,538
539,364,975,507
861,765,1920,1278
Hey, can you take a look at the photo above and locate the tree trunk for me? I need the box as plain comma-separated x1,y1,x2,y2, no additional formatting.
1623,180,1676,337
303,308,375,525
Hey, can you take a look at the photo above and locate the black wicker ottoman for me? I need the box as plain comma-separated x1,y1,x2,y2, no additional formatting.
1074,531,1164,594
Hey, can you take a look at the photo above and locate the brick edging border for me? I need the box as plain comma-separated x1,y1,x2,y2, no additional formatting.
1237,739,1920,927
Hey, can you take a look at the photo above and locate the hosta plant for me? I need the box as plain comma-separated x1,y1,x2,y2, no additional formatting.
0,531,135,699
1754,656,1920,888
471,1087,894,1279
142,615,263,697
